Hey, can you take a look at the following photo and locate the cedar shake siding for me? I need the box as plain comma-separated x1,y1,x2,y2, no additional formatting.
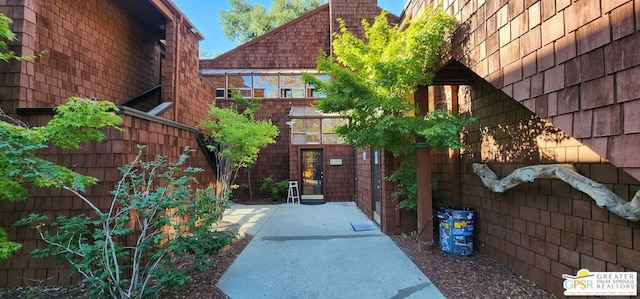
399,1,640,297
0,0,215,287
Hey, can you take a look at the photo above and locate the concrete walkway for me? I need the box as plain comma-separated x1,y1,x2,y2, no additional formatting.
217,202,444,299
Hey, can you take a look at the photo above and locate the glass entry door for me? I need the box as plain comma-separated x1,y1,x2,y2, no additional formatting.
301,149,323,200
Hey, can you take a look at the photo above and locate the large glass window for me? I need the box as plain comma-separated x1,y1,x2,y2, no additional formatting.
210,73,329,99
292,119,321,144
307,75,329,98
280,75,305,98
322,118,347,144
290,117,347,145
253,76,278,98
227,75,252,98
209,76,227,98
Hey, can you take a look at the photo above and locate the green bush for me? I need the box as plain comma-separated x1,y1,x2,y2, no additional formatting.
260,176,289,201
387,153,438,211
16,147,232,298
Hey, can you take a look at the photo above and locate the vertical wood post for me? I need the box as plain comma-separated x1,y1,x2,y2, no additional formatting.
450,85,462,206
415,86,433,243
416,146,433,243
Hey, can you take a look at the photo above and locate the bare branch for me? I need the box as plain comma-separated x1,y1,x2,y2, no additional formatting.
473,163,640,221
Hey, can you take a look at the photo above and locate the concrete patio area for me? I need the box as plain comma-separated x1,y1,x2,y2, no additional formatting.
217,202,443,298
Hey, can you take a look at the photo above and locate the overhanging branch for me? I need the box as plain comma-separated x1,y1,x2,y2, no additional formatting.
473,163,640,222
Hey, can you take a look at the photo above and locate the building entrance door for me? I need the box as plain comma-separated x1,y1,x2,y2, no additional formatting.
301,149,323,200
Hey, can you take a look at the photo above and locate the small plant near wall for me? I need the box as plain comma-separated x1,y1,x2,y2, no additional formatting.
16,147,233,298
260,176,289,201
387,153,439,211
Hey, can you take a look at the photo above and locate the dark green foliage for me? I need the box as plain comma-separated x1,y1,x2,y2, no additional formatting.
260,176,289,201
387,154,418,210
387,153,439,211
0,13,20,62
0,229,21,260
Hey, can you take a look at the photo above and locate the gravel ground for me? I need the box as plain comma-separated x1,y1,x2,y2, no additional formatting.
1,232,556,298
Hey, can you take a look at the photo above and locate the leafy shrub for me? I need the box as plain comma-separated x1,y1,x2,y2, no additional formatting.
259,176,289,201
388,153,439,211
16,147,232,298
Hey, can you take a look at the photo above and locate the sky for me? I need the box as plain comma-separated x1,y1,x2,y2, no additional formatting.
172,0,406,57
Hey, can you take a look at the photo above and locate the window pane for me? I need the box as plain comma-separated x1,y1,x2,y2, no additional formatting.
228,75,252,89
292,119,320,133
226,89,251,98
265,89,278,98
323,133,338,144
254,76,278,98
292,133,307,144
322,118,346,133
254,88,265,98
306,133,320,143
306,88,326,98
281,88,293,98
281,75,304,98
239,89,252,97
208,76,226,88
292,88,305,98
280,75,304,87
322,118,347,144
216,88,225,98
306,75,329,98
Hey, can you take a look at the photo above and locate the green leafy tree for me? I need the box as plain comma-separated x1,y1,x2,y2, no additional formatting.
0,97,122,259
304,9,474,210
0,12,77,259
220,0,325,43
17,148,233,298
200,95,279,201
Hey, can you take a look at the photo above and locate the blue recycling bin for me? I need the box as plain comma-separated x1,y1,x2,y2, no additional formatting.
438,207,475,256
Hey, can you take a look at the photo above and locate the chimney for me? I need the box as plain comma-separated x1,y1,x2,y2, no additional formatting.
329,0,379,43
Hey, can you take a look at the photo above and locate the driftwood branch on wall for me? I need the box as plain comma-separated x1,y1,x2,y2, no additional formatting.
472,163,640,222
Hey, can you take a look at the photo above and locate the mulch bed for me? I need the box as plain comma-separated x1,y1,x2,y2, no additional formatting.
390,233,557,298
162,235,252,299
